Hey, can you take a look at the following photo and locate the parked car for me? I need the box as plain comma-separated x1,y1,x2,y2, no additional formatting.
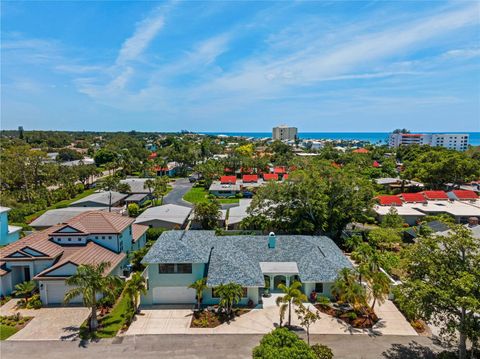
188,176,197,183
243,191,254,198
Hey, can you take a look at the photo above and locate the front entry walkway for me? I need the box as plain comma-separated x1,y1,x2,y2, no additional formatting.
124,297,417,336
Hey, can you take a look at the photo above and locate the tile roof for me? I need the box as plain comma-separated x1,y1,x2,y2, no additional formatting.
64,211,134,234
399,193,427,203
29,207,110,228
283,174,289,180
263,173,279,181
273,166,286,174
132,224,148,242
220,176,237,184
34,241,125,280
422,191,449,200
242,174,258,183
352,148,369,153
376,195,403,206
450,190,478,200
143,231,352,287
70,191,128,206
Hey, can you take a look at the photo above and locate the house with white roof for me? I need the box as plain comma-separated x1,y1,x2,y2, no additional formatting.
69,191,128,208
0,207,21,246
134,204,192,229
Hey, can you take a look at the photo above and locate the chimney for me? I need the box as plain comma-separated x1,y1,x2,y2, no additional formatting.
268,232,276,249
467,217,479,227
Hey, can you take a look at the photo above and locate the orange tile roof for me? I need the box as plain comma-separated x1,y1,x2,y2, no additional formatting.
263,173,279,181
34,242,125,280
132,224,148,243
353,148,369,153
64,211,134,234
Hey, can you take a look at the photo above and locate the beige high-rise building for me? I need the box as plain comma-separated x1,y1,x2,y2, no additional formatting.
272,125,298,141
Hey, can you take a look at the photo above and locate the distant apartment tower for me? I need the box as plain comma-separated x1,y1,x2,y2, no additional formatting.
272,125,298,141
389,133,469,151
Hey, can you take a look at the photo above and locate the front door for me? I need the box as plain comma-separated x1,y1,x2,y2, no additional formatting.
23,267,31,281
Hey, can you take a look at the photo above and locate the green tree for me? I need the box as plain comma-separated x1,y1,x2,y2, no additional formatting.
215,282,244,317
331,268,366,312
93,149,117,166
381,207,405,229
369,271,390,311
276,281,307,327
145,177,169,205
194,200,221,229
14,281,36,304
56,148,83,162
64,262,122,332
194,159,223,188
252,327,316,359
127,203,140,217
398,225,480,359
189,278,207,310
124,272,147,313
295,303,321,345
311,344,334,359
98,176,130,211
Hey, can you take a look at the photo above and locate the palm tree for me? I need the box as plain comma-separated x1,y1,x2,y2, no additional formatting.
369,271,390,311
64,262,122,332
15,281,36,304
124,273,147,314
331,268,366,312
189,278,207,310
275,281,307,327
98,175,126,212
215,283,244,317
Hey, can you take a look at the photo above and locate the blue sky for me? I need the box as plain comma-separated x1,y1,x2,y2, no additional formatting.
1,1,479,132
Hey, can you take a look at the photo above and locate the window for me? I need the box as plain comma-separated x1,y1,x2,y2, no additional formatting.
102,236,105,239
95,236,98,239
108,236,112,239
158,263,192,274
159,264,175,273
315,283,324,293
68,238,72,242
77,238,81,242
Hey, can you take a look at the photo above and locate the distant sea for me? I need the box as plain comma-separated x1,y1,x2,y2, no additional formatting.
200,132,480,146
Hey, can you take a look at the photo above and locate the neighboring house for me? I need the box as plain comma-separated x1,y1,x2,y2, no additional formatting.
374,178,424,190
0,207,21,246
134,204,192,229
120,178,152,194
153,162,180,177
227,199,252,230
208,181,241,197
0,211,147,304
69,191,128,208
125,194,151,206
140,231,352,306
447,190,479,202
132,224,148,251
29,207,110,230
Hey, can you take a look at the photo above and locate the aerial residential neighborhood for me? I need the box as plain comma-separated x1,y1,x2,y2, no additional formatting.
1,1,479,359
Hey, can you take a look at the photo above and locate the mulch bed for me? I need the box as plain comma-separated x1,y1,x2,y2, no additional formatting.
315,304,378,329
190,308,251,328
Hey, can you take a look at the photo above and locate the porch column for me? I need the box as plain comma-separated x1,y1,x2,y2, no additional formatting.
286,276,290,287
270,275,275,292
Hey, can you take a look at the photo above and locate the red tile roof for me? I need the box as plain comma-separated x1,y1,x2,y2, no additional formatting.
273,166,286,174
220,176,237,184
148,152,157,160
376,195,403,206
223,167,234,173
34,241,125,280
331,162,341,169
263,173,279,181
422,190,449,200
451,190,478,200
399,193,426,203
283,174,289,180
373,160,380,168
132,224,148,242
240,167,253,174
242,174,258,183
353,148,369,153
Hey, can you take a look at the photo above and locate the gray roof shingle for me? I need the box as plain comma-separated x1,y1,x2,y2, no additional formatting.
143,230,352,287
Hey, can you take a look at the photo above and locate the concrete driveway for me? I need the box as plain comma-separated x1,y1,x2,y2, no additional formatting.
126,305,194,335
1,299,89,340
124,295,416,336
163,178,193,208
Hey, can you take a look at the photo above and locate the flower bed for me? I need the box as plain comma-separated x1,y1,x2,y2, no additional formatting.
315,304,378,329
190,308,250,328
0,313,33,340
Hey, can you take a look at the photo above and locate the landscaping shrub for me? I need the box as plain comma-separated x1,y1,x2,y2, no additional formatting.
146,227,166,241
252,327,317,359
311,344,334,359
127,203,140,217
26,294,42,309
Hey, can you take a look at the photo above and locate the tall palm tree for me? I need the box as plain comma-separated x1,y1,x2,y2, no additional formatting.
98,175,122,212
215,283,244,317
124,273,147,314
14,281,36,304
64,262,122,332
275,281,307,327
189,278,207,310
369,271,390,311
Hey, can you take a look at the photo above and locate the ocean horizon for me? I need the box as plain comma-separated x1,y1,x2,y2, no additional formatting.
200,132,480,146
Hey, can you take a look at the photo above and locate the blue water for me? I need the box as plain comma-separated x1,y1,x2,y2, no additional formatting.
201,132,480,146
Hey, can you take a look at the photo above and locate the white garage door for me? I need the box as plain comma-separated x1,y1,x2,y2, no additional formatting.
153,287,196,304
46,282,82,305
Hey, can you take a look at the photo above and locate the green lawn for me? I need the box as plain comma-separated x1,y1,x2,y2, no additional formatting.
0,324,18,340
24,189,97,223
80,292,132,339
183,187,239,204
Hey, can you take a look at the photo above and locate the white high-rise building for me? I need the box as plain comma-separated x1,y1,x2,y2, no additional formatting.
389,133,469,151
272,125,298,141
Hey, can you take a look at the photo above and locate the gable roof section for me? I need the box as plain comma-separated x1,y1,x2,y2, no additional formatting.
70,191,127,206
399,193,426,203
422,190,449,200
263,173,278,181
132,224,148,243
273,166,286,174
242,174,258,183
51,224,87,235
450,190,478,200
34,241,125,280
66,211,134,234
376,195,402,206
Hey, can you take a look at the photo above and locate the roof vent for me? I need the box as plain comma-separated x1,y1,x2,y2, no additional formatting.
268,232,276,249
